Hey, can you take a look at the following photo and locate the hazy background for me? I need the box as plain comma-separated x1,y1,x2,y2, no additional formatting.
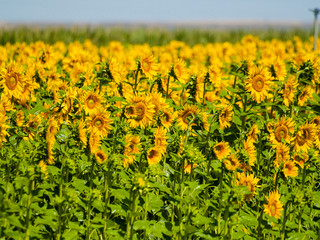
0,0,319,27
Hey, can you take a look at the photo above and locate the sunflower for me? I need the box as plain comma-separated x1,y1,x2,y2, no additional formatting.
24,114,42,140
147,147,162,165
0,62,25,99
108,57,122,84
46,119,59,148
314,127,320,150
272,57,287,80
160,108,177,129
293,152,309,169
274,143,290,168
247,124,260,142
82,90,105,115
0,112,9,147
244,140,256,166
89,131,101,154
126,95,155,129
150,91,168,116
184,162,197,174
87,107,113,138
245,65,272,103
208,65,222,84
283,160,298,178
219,105,233,130
154,127,168,155
177,105,199,131
264,191,283,219
173,59,189,84
269,116,295,146
123,134,140,167
78,120,87,146
279,75,298,107
213,141,231,160
16,110,25,127
224,154,240,171
236,172,260,201
298,86,313,106
39,160,48,179
140,52,158,79
293,123,315,152
95,150,108,164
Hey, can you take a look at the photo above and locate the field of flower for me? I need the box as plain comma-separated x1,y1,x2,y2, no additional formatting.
0,33,320,240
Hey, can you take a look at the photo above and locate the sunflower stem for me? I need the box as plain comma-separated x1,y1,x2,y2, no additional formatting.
166,74,171,99
281,200,290,240
133,61,141,95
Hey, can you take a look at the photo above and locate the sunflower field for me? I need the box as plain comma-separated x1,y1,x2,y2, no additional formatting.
0,33,320,240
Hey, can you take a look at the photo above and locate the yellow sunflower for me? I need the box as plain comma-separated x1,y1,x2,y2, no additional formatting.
219,105,233,130
269,116,295,147
95,150,108,164
245,65,272,103
82,90,105,115
213,141,231,160
147,147,162,165
140,52,158,79
236,172,260,201
87,107,113,138
279,75,298,107
0,62,25,99
264,191,283,219
293,123,315,152
89,131,101,154
244,140,256,166
177,105,199,131
173,59,189,84
224,154,240,171
78,120,87,146
247,124,260,142
298,86,313,106
0,112,9,147
160,108,177,129
274,143,290,168
154,127,168,155
123,134,140,167
272,57,287,80
125,94,155,129
283,160,298,178
293,152,309,169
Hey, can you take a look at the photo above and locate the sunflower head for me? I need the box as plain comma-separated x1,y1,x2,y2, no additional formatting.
264,191,283,219
213,141,231,160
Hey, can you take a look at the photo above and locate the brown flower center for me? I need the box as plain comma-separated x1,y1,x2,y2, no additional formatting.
275,126,288,142
252,75,265,92
6,75,18,90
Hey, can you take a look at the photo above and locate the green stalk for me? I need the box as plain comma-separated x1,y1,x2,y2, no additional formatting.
103,168,111,239
57,159,65,240
133,61,141,95
281,200,290,240
86,159,95,240
25,179,34,240
166,74,171,99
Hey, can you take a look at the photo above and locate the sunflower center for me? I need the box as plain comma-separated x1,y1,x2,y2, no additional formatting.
142,61,151,72
87,98,96,109
270,203,276,216
252,75,265,92
275,126,288,142
135,103,146,121
6,75,18,90
94,118,103,128
148,149,157,159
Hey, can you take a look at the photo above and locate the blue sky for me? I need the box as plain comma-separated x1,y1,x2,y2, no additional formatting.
0,0,319,24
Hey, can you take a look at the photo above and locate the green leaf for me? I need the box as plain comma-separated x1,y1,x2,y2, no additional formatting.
232,231,247,239
62,229,79,240
133,220,152,230
71,178,88,193
240,212,258,227
232,114,242,126
192,214,212,225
